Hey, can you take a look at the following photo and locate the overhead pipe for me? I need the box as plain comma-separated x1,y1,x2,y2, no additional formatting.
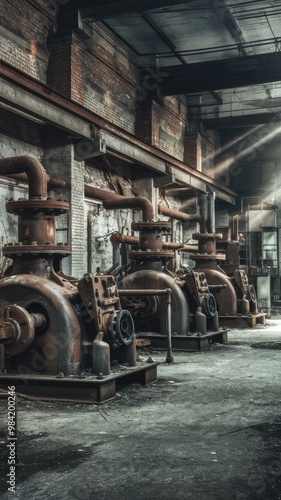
85,185,202,224
85,185,154,221
3,172,66,189
0,156,47,199
158,205,201,223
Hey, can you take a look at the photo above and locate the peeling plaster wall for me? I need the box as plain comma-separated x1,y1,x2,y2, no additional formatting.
84,163,134,274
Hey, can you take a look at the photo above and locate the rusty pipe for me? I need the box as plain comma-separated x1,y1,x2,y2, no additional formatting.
3,172,66,188
84,185,154,221
0,156,47,199
85,185,201,224
165,242,198,251
158,205,201,222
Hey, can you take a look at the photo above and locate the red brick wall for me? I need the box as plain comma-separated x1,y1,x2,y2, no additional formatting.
47,33,72,98
1,3,189,162
184,134,202,170
0,0,57,82
136,96,187,161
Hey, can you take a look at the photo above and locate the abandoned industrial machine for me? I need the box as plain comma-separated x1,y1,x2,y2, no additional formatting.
85,187,227,349
0,156,157,403
89,188,265,343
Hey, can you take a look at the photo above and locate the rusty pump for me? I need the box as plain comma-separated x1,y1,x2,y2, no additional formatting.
189,193,266,328
119,217,222,340
0,157,146,401
85,186,224,342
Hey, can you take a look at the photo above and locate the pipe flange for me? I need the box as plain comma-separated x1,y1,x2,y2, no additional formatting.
190,253,226,261
129,250,174,259
202,293,217,318
131,221,171,231
4,305,35,356
192,233,223,240
6,200,69,215
108,310,135,346
3,245,71,256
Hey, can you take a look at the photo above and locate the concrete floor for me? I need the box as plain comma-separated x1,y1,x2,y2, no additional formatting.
1,320,281,499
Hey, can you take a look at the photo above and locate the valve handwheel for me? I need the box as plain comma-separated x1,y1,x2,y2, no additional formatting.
203,293,217,318
108,310,135,346
247,284,257,303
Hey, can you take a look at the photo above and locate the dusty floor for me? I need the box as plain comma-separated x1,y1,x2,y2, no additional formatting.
1,319,281,500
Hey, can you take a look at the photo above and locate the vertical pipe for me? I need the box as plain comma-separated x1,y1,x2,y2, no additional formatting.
199,194,208,233
207,191,216,233
165,289,174,363
87,210,93,273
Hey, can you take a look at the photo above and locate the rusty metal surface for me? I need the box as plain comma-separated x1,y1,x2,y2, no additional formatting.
110,232,198,252
0,275,82,376
6,200,69,214
190,253,226,261
84,186,154,221
193,267,238,315
158,205,201,222
131,221,171,233
0,156,47,200
0,362,158,403
121,269,190,335
219,313,266,329
4,172,66,188
1,305,35,356
129,250,174,259
103,197,154,222
3,245,71,256
78,274,120,334
137,330,228,352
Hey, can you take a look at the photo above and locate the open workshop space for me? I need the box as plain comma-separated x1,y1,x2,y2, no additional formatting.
1,0,281,498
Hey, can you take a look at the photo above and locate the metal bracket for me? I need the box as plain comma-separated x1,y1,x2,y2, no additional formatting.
74,137,106,161
153,173,176,188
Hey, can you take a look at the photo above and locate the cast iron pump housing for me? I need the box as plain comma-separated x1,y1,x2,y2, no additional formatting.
0,156,136,377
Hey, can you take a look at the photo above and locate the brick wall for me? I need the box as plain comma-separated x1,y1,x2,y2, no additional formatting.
47,22,139,133
0,0,57,82
184,129,222,173
184,134,202,170
136,96,187,161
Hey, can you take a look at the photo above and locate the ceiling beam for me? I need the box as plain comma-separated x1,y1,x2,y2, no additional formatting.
213,0,252,57
203,113,281,129
60,0,190,21
159,52,281,95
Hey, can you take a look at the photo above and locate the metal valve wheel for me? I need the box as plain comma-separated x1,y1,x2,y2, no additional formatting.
202,293,217,318
247,284,257,303
108,310,135,346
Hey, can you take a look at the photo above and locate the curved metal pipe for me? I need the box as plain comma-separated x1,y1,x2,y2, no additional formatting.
85,185,202,224
85,185,154,221
0,156,47,199
3,172,66,188
158,205,201,222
